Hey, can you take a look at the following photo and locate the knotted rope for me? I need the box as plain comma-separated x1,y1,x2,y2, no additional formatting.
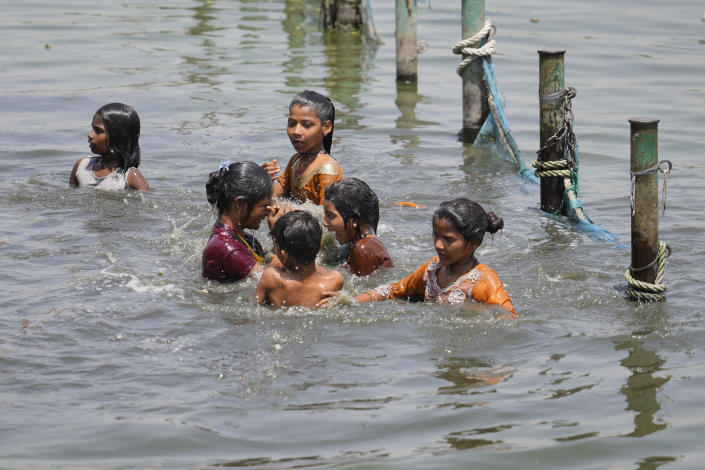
625,240,671,302
452,19,496,76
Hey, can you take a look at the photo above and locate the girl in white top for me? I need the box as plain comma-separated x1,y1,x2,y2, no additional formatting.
70,103,149,191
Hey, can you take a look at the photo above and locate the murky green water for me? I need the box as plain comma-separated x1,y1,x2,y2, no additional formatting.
1,0,704,468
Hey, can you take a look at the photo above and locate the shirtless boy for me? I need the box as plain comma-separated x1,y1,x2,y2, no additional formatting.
255,210,343,308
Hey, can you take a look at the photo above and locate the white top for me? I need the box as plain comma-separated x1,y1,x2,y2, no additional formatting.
74,157,131,190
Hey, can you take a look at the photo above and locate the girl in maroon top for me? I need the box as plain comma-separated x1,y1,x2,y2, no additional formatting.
202,161,288,282
322,178,393,277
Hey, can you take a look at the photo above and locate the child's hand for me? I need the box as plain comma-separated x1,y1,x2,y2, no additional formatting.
315,291,340,309
267,201,292,230
261,160,280,179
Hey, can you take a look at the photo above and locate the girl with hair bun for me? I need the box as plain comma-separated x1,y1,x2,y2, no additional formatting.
322,178,393,277
70,103,148,190
202,161,289,282
262,90,342,205
354,198,517,316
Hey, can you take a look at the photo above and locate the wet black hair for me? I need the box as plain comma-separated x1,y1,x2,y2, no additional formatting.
95,103,141,171
324,178,380,236
205,161,273,216
271,210,322,265
289,90,335,154
432,198,504,245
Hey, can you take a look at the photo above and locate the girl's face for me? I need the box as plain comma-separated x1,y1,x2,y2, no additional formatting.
88,114,109,156
323,199,354,244
241,193,273,230
287,105,331,155
432,217,476,267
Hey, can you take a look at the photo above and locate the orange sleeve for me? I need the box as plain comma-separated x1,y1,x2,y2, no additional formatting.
471,265,518,317
274,156,295,196
366,258,433,301
311,167,343,205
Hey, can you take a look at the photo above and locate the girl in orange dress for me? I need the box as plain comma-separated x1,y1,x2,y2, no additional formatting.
263,91,343,205
355,198,517,316
322,178,394,277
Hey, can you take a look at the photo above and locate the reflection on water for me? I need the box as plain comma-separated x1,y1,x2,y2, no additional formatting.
616,338,669,438
322,29,368,130
434,356,513,396
281,0,314,89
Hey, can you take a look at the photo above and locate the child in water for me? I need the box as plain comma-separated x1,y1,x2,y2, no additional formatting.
354,198,517,316
69,103,148,191
262,91,343,205
202,161,289,282
323,178,394,277
256,210,344,308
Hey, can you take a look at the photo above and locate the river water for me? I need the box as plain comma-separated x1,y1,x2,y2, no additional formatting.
1,0,704,468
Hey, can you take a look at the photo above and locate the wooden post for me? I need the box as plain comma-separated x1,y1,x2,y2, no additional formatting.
396,0,417,82
629,118,660,284
538,49,567,214
321,0,362,30
461,0,486,140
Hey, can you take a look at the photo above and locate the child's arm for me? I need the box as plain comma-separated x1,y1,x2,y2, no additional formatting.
472,267,518,317
69,159,82,187
126,168,149,191
255,268,275,305
357,258,432,302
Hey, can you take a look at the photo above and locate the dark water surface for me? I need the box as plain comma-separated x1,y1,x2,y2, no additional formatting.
1,0,705,468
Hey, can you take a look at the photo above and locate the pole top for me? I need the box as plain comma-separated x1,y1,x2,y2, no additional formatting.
537,49,566,56
629,117,660,126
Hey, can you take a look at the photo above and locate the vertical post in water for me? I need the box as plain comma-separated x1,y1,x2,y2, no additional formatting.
396,0,417,82
461,0,486,140
629,118,660,284
538,49,567,214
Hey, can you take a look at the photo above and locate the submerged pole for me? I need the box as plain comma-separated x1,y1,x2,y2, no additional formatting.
629,118,660,284
538,49,567,214
461,0,486,140
396,0,417,82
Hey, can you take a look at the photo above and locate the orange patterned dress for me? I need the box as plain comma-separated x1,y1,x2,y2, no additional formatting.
364,256,517,316
275,153,342,205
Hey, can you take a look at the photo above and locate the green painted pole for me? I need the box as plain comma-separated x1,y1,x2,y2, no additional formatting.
461,0,486,140
629,118,660,284
396,0,417,82
538,49,567,214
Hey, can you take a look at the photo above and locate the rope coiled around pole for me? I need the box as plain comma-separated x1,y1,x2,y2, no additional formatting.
532,87,593,223
624,240,671,302
452,19,496,76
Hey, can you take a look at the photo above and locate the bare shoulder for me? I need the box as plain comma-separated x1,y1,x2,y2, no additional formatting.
260,266,283,286
127,168,149,191
318,153,339,166
318,266,344,290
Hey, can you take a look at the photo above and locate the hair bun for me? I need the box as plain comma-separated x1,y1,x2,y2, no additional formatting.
205,170,225,205
485,211,504,234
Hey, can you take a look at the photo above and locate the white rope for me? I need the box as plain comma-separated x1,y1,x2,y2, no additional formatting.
452,19,496,76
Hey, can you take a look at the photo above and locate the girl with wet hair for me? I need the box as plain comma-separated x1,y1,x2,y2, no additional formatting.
202,161,289,282
322,178,393,276
70,102,148,190
262,90,343,205
354,197,517,316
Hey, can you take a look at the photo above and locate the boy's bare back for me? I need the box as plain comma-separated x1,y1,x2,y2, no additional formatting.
256,265,343,308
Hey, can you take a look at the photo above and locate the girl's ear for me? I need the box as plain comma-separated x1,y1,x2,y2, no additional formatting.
321,120,333,136
233,197,248,218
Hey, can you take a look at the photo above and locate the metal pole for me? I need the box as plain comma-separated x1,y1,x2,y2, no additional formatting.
461,0,486,140
396,0,417,82
538,49,566,214
629,118,660,284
